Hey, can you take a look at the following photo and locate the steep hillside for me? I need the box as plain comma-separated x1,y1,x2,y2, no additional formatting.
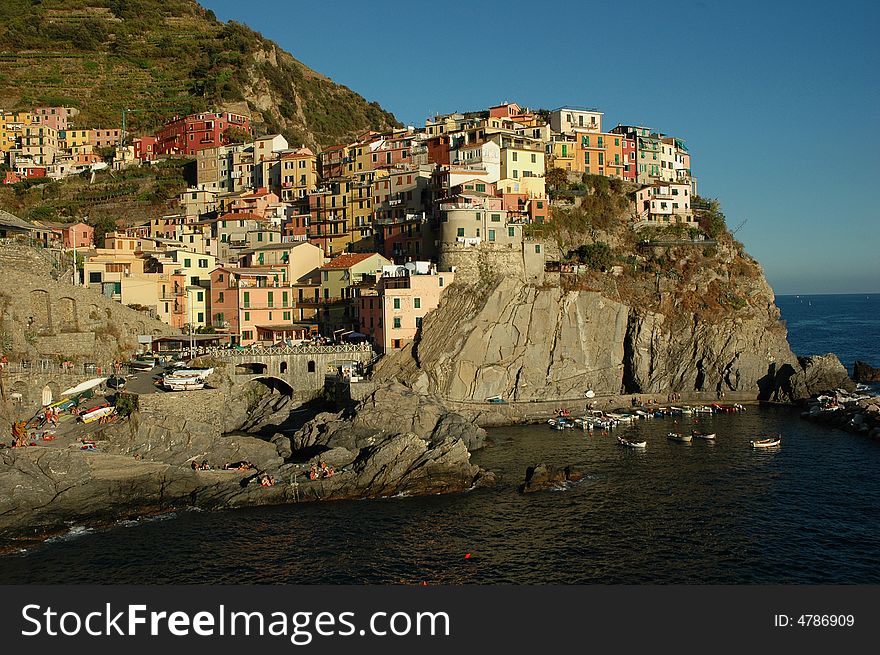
0,0,399,147
376,184,809,401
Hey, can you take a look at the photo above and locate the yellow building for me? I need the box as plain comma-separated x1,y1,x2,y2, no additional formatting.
58,129,90,150
547,136,577,171
280,147,318,202
0,111,33,152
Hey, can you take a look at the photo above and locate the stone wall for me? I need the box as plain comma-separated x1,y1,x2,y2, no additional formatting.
439,242,543,285
0,244,176,364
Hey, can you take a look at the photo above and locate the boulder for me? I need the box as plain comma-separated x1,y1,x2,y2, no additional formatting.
271,433,292,460
854,361,880,383
786,354,855,400
518,463,584,493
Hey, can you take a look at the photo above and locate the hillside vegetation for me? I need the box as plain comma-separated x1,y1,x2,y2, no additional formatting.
0,0,399,147
543,174,767,324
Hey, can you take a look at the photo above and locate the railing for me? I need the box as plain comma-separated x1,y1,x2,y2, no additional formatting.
207,342,374,358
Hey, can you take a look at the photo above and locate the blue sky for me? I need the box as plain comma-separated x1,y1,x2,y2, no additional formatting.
202,0,879,294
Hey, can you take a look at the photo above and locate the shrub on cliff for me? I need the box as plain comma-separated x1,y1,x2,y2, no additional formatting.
114,393,138,417
570,242,615,271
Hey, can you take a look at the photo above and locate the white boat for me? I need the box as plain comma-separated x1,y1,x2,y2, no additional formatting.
692,431,716,440
80,405,114,424
163,368,214,391
680,406,694,415
751,437,781,449
667,432,693,442
617,436,646,448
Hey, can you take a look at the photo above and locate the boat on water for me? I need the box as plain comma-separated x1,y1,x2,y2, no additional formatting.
617,436,647,448
692,431,716,440
694,405,714,414
751,436,781,449
667,432,693,442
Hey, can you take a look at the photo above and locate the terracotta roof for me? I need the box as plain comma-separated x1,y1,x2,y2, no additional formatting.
321,252,377,270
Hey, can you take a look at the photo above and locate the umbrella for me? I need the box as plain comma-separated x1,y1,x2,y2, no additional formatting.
61,377,108,397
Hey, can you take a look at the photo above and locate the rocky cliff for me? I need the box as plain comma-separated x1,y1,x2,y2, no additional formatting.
375,192,846,403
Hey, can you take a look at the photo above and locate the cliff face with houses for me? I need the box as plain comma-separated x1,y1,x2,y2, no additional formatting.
375,210,839,403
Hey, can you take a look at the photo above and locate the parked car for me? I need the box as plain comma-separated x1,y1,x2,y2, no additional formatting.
106,376,126,390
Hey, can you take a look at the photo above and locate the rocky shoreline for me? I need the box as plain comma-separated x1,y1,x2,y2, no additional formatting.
0,381,493,549
0,351,860,550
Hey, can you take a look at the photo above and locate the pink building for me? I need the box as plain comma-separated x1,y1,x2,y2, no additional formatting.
210,265,314,345
89,128,124,149
228,188,280,218
358,263,454,352
31,106,77,131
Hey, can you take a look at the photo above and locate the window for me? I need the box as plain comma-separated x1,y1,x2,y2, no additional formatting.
393,317,401,329
393,297,401,310
512,152,518,161
323,271,329,281
597,137,604,148
184,258,191,267
598,153,604,165
243,291,250,308
307,360,316,373
89,272,102,283
244,311,250,321
283,311,291,320
488,229,496,242
242,330,252,341
475,183,486,193
439,277,444,287
197,312,204,323
535,244,541,254
584,152,590,165
508,227,515,238
267,292,274,308
457,228,465,237
531,153,536,163
415,317,423,328
414,297,421,309
491,213,501,222
196,291,204,302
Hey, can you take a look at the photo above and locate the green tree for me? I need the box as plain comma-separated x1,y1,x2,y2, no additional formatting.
545,167,569,190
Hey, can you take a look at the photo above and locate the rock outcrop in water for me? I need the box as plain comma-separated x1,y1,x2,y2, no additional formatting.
854,361,880,383
519,464,584,493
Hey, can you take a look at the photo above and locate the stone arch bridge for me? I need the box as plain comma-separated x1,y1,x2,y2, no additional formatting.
204,343,377,401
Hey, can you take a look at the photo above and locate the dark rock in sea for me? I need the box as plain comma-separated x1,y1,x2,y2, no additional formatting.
854,360,880,383
785,353,855,399
519,463,584,493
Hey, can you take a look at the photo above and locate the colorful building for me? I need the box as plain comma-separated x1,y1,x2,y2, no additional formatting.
358,262,454,352
154,111,251,157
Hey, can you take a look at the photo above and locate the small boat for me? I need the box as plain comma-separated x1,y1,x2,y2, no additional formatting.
751,436,781,449
680,406,694,415
80,405,115,424
163,368,213,391
692,431,716,440
617,436,646,448
667,432,693,442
